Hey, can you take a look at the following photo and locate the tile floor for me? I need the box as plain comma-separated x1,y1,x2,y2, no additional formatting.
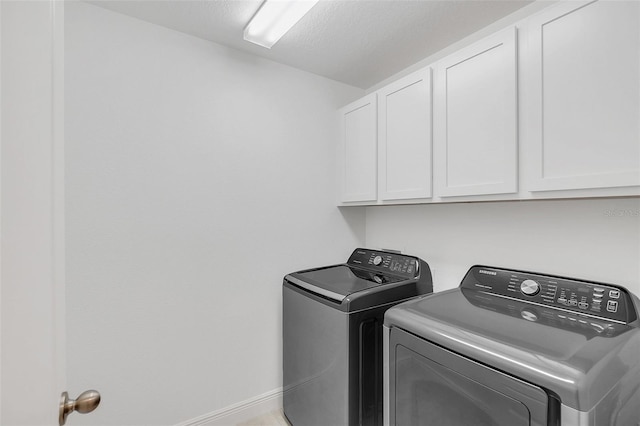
237,409,290,426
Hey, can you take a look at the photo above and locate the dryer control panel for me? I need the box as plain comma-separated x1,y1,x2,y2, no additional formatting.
461,266,638,324
347,248,419,279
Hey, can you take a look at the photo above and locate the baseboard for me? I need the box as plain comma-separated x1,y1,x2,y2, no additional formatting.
175,388,283,426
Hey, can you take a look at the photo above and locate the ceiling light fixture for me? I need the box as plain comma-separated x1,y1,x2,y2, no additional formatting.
244,0,319,49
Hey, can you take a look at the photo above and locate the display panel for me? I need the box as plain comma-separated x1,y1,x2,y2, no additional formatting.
347,249,419,279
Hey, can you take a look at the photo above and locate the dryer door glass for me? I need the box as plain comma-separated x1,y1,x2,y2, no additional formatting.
389,328,549,426
395,345,528,425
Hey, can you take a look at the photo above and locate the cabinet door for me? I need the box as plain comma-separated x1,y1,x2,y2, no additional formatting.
524,0,640,192
378,68,432,201
433,27,518,197
339,94,377,203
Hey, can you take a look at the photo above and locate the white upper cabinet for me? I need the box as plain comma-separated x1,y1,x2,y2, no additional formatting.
433,27,518,197
337,1,639,206
339,93,377,203
377,68,432,201
523,0,640,192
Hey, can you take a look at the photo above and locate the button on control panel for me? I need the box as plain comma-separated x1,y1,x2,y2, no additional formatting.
462,266,635,323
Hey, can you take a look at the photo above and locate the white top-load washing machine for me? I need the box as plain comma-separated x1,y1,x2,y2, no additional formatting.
384,265,640,426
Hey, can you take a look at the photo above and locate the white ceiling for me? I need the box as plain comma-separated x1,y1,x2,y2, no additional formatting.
87,0,533,89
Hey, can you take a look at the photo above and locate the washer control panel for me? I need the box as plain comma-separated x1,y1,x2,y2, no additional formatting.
347,248,419,279
461,266,637,324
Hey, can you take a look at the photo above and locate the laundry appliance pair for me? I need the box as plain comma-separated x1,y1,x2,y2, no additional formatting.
283,249,640,426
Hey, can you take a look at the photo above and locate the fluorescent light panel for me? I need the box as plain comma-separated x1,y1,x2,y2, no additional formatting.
244,0,319,49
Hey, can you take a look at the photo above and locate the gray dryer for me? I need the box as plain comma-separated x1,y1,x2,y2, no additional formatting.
384,265,640,426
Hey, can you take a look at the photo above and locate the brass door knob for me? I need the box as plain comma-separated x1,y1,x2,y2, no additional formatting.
59,390,101,426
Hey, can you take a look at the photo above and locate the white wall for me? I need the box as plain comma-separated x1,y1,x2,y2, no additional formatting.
366,198,640,297
64,3,364,425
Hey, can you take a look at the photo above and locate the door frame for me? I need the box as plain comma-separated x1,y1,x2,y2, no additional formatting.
0,1,66,424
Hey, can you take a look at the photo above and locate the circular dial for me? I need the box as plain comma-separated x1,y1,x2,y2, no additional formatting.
520,279,541,296
372,255,383,266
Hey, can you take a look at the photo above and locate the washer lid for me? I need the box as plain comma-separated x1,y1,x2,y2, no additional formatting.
288,265,404,302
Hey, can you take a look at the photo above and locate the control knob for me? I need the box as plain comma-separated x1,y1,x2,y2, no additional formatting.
520,279,540,296
372,255,383,266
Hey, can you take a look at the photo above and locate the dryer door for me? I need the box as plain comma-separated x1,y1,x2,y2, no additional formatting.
388,328,551,426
